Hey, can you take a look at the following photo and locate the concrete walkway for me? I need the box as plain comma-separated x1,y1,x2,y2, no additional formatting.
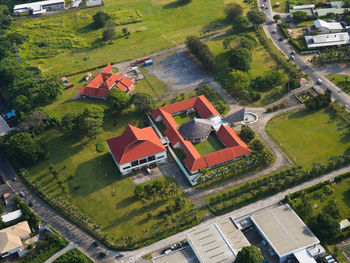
44,242,79,263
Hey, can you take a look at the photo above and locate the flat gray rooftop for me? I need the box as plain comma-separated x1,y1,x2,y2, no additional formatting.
186,218,250,263
153,247,199,263
251,204,319,257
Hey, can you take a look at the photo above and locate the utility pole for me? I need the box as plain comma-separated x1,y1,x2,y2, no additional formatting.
12,42,21,65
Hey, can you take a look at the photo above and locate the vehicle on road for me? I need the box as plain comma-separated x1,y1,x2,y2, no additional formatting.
13,177,17,182
278,37,283,41
19,191,25,197
116,253,124,258
92,241,99,247
291,50,296,54
272,29,277,34
98,252,106,258
28,201,33,207
290,55,295,60
261,4,264,8
317,78,323,85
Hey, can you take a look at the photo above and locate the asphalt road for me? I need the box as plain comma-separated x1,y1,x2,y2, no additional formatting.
259,0,350,109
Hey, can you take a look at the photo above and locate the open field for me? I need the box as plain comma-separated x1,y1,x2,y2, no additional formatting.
326,74,350,95
266,109,350,167
53,248,93,263
13,0,245,76
271,0,289,13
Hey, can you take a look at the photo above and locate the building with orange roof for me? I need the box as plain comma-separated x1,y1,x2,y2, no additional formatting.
106,125,167,175
151,96,251,174
77,64,135,100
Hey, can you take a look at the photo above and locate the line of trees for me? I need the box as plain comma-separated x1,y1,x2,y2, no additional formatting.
185,36,216,72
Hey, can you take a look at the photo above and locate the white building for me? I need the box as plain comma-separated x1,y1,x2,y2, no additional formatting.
186,218,250,263
1,210,22,224
13,0,65,15
0,221,31,258
106,125,167,176
314,19,343,33
250,204,325,263
305,32,350,48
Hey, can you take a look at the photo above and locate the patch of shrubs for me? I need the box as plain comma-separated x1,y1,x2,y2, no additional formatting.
185,36,216,72
266,103,287,112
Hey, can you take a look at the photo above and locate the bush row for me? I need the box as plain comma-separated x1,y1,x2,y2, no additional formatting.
266,102,287,112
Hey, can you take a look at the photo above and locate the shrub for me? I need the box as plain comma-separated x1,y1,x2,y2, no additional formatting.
95,140,105,153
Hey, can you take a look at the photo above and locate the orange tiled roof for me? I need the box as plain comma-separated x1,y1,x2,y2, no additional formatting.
106,125,166,165
151,96,251,172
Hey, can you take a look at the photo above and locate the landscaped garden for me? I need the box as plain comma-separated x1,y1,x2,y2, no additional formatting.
12,0,243,76
266,108,350,167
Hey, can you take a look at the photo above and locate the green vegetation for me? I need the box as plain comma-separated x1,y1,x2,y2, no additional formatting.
173,113,195,126
271,0,288,13
20,231,68,263
235,246,264,263
53,248,93,263
13,0,242,75
266,109,350,167
194,135,224,155
327,74,350,95
137,69,167,99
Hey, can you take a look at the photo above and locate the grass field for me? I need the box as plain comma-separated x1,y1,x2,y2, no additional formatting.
53,249,93,263
266,109,350,167
327,74,350,95
194,135,224,155
271,0,289,13
206,33,284,107
13,0,245,75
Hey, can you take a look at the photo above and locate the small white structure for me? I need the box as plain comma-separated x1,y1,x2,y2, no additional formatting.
340,219,350,231
314,19,343,33
13,0,64,15
71,0,82,8
1,210,22,224
86,0,102,7
305,32,350,48
0,221,31,258
292,4,315,9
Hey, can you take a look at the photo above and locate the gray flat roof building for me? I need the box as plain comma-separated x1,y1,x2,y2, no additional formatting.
186,218,250,263
251,204,322,263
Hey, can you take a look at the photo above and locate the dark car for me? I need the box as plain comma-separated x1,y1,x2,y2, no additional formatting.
98,252,106,258
92,241,99,247
28,201,33,207
116,253,124,258
278,37,283,41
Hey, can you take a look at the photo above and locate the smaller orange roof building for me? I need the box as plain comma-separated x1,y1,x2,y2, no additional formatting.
151,96,251,174
78,64,135,100
106,125,167,175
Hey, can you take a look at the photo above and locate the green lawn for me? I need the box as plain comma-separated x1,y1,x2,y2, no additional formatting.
53,249,93,263
266,109,350,168
173,113,196,126
13,0,244,75
136,68,167,99
327,74,350,95
271,0,289,13
194,135,224,155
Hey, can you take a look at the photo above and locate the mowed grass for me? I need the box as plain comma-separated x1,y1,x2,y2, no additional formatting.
14,0,244,75
327,74,350,95
266,109,350,167
173,113,196,126
194,135,224,155
271,0,289,13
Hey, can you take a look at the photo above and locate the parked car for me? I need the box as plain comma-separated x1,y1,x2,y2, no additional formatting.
261,4,264,8
13,177,17,182
28,201,33,207
92,241,99,247
317,78,323,85
98,252,106,258
278,37,283,41
290,55,295,60
116,253,124,258
19,191,25,197
272,29,277,34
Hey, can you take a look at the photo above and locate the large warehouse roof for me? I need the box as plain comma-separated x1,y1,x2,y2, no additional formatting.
251,204,319,258
186,218,250,263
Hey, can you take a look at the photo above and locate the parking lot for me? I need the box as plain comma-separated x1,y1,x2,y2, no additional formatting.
145,49,212,95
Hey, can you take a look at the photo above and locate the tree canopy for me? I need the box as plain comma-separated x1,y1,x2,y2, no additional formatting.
240,125,255,143
310,213,341,239
224,3,243,23
80,106,104,138
247,10,267,26
225,70,250,97
235,246,264,263
93,11,111,28
229,48,252,72
106,88,130,112
131,93,155,113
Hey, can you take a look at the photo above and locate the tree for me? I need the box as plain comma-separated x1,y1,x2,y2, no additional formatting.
93,11,111,28
310,213,341,239
185,35,216,71
196,84,216,99
235,246,264,263
273,14,281,22
121,28,129,36
247,10,267,26
1,132,43,166
240,125,255,143
231,16,249,32
131,93,155,113
250,139,264,152
102,27,115,41
61,113,80,133
134,185,145,200
80,106,104,138
292,11,309,22
323,199,343,220
18,111,48,135
106,88,130,112
225,70,250,97
229,48,252,72
224,3,243,23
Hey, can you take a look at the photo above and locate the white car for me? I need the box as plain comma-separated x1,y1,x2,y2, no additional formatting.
317,78,323,84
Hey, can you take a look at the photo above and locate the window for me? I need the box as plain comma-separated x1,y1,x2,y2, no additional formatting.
157,155,164,159
139,158,147,164
123,166,131,170
131,160,138,167
148,155,155,162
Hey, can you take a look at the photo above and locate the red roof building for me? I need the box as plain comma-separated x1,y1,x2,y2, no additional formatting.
77,64,135,100
152,96,251,173
106,125,167,175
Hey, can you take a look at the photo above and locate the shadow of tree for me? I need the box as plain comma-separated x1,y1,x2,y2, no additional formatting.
163,0,190,9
